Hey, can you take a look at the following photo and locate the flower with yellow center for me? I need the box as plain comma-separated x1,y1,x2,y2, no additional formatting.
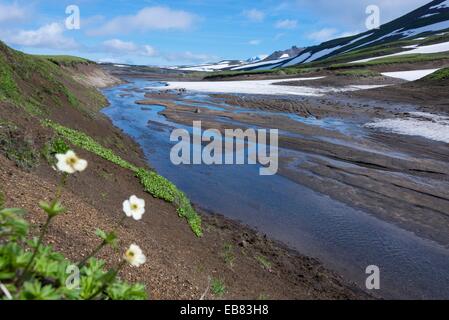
123,195,145,220
55,150,88,174
124,244,146,267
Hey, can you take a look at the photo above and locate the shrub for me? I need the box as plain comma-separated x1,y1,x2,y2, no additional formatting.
255,255,272,271
0,122,40,170
42,137,70,165
210,278,226,297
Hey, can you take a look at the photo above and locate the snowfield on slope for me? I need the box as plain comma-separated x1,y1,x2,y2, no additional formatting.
351,40,449,64
171,61,243,72
365,112,449,144
146,78,386,97
431,0,449,10
381,69,440,81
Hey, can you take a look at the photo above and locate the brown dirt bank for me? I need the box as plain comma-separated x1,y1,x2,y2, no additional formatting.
348,80,449,115
0,62,369,299
275,75,405,87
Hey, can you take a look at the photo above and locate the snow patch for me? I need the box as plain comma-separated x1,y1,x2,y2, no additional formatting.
350,40,449,64
381,69,440,81
146,77,386,97
231,57,290,71
282,52,312,67
421,13,440,19
430,0,449,10
365,112,449,143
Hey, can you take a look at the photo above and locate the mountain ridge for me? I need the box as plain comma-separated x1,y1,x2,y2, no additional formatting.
164,0,449,73
236,0,449,71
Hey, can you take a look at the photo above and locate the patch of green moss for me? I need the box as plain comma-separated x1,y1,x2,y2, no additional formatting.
330,52,449,70
425,67,449,81
42,120,203,236
136,169,203,237
335,69,381,77
42,120,137,171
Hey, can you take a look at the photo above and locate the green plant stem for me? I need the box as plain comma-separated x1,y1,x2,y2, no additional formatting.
16,172,68,287
77,240,107,268
17,215,53,286
87,260,126,300
55,173,68,200
78,214,126,268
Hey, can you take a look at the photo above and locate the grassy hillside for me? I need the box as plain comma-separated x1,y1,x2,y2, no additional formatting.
0,41,107,117
0,41,202,236
202,29,449,80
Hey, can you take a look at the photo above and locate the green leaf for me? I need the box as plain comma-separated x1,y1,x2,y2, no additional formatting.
20,281,61,300
0,208,29,240
95,229,117,247
106,281,147,300
39,200,65,218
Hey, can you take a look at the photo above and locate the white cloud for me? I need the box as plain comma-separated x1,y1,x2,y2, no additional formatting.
143,45,157,57
102,39,158,57
243,9,265,22
97,57,122,64
0,2,26,23
99,40,215,63
292,0,430,28
4,23,78,50
163,51,218,63
275,19,298,29
249,39,261,45
103,39,138,52
308,28,338,42
89,6,197,36
307,28,358,43
274,33,285,40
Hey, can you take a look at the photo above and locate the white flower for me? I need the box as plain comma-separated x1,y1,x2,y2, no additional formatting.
55,150,88,174
123,195,145,220
124,244,146,267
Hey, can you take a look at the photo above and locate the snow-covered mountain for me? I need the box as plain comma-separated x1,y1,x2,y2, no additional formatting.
246,55,269,63
265,46,304,61
168,0,449,73
237,0,449,71
167,60,245,72
168,55,271,72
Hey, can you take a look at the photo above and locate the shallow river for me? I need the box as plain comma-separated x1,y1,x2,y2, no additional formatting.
102,78,449,299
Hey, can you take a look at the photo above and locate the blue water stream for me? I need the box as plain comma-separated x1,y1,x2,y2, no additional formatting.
102,78,449,299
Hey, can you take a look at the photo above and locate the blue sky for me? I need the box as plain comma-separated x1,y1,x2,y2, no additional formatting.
0,0,431,65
